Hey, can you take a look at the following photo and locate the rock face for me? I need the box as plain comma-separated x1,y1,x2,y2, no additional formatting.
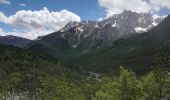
54,10,165,48
101,10,164,33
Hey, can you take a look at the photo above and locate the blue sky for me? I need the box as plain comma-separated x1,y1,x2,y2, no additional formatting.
0,0,170,39
0,0,105,20
1,0,170,19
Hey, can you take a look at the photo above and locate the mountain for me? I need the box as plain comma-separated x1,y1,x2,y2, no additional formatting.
0,35,31,47
57,10,164,48
27,14,170,74
27,10,165,59
101,10,164,33
73,15,170,73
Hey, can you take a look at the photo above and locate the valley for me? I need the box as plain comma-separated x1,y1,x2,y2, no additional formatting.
0,10,170,100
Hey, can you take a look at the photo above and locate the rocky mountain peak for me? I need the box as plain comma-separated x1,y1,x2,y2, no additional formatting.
50,10,166,48
101,10,160,33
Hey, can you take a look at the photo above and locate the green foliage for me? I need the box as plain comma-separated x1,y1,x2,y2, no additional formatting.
93,81,120,100
35,78,85,100
120,67,144,100
142,72,158,100
0,44,170,100
0,45,86,99
93,67,170,100
151,52,170,99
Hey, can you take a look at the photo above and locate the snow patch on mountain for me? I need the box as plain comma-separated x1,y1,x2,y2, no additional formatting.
134,27,147,33
77,27,84,32
56,10,166,47
153,14,167,20
112,20,119,28
95,24,99,28
152,14,167,26
152,21,158,26
72,43,79,48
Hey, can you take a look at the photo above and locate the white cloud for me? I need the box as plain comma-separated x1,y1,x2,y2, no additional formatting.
149,0,170,11
0,7,81,39
0,28,53,40
0,0,10,5
98,17,104,21
98,0,170,18
98,0,151,17
18,3,26,7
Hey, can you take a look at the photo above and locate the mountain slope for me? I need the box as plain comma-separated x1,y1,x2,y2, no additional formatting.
0,44,86,98
27,11,165,60
74,15,170,74
0,35,31,47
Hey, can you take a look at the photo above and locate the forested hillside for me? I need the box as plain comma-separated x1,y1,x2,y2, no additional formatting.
0,45,169,100
0,45,87,100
